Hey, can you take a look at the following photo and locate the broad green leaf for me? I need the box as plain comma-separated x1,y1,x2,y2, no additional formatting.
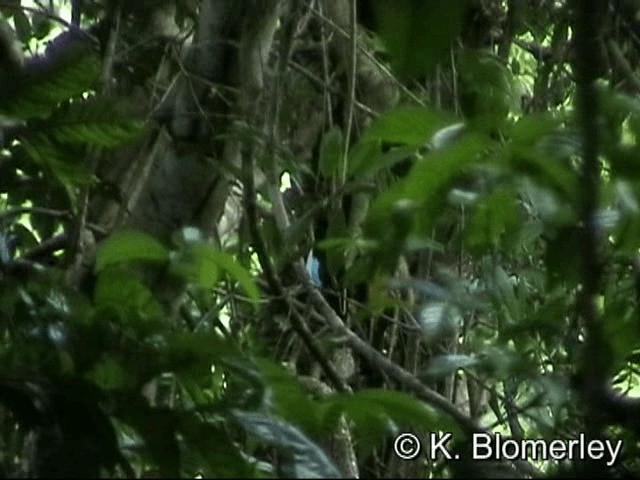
509,113,563,145
366,134,491,240
374,0,465,79
93,267,163,319
360,107,453,147
458,50,515,129
95,230,169,273
351,145,418,178
13,9,31,44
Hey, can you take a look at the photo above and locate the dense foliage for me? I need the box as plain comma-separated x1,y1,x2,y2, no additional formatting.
1,0,640,478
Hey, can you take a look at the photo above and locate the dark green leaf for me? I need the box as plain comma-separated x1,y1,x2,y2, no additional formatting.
374,0,465,79
366,134,491,240
13,9,31,44
351,145,418,178
95,230,170,273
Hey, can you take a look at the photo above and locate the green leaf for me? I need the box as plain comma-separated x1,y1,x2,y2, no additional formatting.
374,0,465,79
232,410,341,479
13,9,31,44
465,187,521,254
509,113,563,145
320,389,456,455
513,151,577,203
88,357,136,391
1,47,101,119
366,134,491,240
458,51,515,129
170,244,259,303
93,267,163,318
351,145,418,178
95,230,170,273
348,139,381,177
47,96,146,148
319,127,343,177
360,106,453,147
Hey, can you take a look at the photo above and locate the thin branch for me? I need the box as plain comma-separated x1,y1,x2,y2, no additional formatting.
0,207,72,222
100,4,120,91
340,0,357,185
